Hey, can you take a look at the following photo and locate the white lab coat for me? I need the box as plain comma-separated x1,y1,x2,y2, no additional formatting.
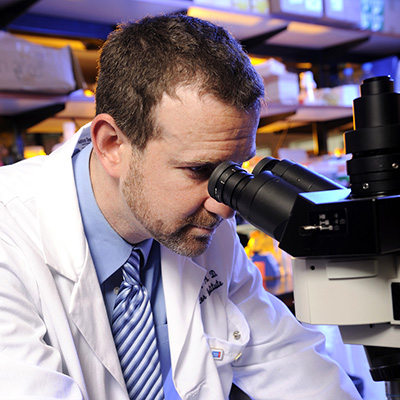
0,125,362,399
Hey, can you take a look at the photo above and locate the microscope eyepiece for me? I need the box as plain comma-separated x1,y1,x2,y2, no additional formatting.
208,158,343,241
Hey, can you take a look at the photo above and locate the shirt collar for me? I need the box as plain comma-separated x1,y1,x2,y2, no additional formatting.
72,141,152,285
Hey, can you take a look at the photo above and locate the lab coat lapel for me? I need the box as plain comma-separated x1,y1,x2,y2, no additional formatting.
69,254,126,388
161,246,205,366
161,246,224,398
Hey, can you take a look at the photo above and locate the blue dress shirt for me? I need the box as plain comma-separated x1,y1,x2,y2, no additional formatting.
72,142,179,397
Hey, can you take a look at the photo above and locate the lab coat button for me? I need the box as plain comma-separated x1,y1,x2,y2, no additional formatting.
113,287,120,295
233,330,241,340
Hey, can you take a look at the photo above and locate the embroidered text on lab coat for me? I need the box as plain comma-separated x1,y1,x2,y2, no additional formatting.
199,269,223,304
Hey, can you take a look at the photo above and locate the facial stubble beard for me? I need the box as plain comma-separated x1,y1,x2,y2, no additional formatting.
122,152,222,257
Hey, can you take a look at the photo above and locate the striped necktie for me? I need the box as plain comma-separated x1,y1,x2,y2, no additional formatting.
112,249,164,400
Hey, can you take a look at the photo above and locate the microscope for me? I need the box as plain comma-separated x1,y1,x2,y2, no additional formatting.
208,76,400,398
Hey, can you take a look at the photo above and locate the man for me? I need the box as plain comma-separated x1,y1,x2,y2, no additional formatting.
0,14,361,399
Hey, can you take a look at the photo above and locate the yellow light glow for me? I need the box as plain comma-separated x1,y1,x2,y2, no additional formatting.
24,146,46,159
288,22,330,35
249,56,269,66
187,6,263,27
83,89,95,97
242,161,251,170
296,62,313,69
15,34,86,50
334,147,344,158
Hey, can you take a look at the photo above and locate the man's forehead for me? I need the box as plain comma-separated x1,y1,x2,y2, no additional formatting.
151,86,259,160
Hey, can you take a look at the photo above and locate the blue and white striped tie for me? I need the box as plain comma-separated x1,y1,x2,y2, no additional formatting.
112,249,164,400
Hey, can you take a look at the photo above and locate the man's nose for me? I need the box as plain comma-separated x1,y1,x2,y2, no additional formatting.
203,196,235,220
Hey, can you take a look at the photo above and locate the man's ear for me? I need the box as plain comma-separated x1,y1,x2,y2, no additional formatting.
91,114,129,178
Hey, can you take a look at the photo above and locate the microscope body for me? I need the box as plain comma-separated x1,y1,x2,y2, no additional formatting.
278,76,400,358
284,189,400,341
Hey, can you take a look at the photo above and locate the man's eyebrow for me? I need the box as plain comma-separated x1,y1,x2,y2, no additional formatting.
174,160,223,168
175,153,256,167
179,158,239,166
170,148,257,167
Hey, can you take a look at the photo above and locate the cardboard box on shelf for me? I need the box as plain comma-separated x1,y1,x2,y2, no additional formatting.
0,31,77,94
254,58,287,77
263,72,299,105
314,84,360,106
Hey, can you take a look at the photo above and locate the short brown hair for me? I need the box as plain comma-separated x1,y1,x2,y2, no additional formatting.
95,14,264,149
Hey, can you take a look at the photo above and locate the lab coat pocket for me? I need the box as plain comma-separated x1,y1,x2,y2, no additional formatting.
206,300,250,367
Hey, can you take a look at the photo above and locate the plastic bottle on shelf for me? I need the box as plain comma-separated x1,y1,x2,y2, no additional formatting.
299,71,317,104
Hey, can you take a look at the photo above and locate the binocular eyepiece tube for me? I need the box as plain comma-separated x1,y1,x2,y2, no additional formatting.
208,157,343,241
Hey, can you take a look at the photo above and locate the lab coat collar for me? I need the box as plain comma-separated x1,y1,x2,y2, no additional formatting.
36,124,91,282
